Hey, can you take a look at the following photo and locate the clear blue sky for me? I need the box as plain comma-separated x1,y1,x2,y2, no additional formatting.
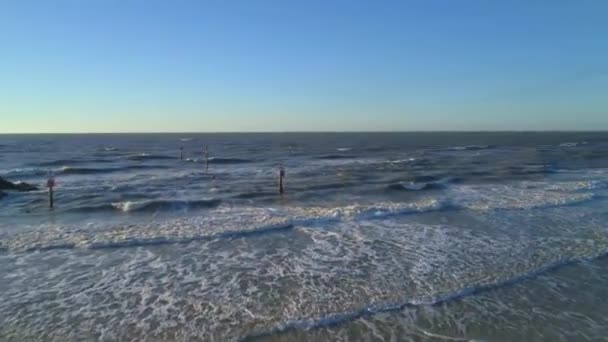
1,0,607,132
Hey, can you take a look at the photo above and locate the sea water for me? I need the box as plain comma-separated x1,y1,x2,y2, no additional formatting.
1,132,608,341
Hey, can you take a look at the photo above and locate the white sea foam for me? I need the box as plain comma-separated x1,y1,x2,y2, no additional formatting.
1,179,600,253
0,199,446,252
111,200,145,212
3,210,607,341
1,167,47,177
402,182,427,190
448,183,596,210
388,158,416,164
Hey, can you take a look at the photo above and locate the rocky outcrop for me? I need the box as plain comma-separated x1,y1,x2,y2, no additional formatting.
14,182,39,191
0,177,38,192
0,177,14,190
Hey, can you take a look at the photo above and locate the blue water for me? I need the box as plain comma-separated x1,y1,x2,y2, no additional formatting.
1,132,608,341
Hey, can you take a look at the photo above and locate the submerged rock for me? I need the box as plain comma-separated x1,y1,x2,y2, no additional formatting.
14,182,39,191
0,177,13,190
0,177,38,192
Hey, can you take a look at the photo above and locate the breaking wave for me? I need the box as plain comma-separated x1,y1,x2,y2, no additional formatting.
1,200,446,253
240,249,608,341
315,155,355,160
124,153,175,161
60,165,169,175
72,199,222,213
32,159,114,167
208,157,254,164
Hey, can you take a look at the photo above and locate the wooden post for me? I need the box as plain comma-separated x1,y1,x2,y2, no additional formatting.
279,166,285,195
47,176,55,209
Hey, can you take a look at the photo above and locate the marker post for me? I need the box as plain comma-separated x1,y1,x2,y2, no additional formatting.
279,166,285,195
47,175,55,209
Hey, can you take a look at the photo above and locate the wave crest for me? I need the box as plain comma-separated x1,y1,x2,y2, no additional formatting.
60,165,168,175
125,153,175,161
208,157,253,164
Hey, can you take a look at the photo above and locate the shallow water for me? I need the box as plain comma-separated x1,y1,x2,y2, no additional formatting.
1,132,608,341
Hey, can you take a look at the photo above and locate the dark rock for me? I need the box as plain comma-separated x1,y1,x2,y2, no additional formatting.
14,182,39,191
0,177,14,190
0,177,38,191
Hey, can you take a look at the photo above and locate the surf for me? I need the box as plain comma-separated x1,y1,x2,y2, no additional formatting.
239,249,608,341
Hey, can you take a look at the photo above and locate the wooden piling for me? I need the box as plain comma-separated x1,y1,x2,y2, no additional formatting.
279,166,285,195
47,176,55,209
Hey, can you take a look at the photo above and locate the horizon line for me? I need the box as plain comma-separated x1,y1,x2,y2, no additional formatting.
1,130,608,135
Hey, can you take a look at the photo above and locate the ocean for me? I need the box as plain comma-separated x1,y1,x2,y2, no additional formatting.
1,132,607,341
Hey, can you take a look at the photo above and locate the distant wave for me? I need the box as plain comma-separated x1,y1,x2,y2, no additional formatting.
505,165,558,176
32,158,114,167
385,175,447,192
60,165,169,175
4,165,168,177
233,191,277,199
388,158,416,164
299,182,355,192
559,142,586,147
73,199,222,213
582,152,608,160
411,175,440,183
58,199,448,224
125,153,175,161
336,147,352,152
239,250,608,341
1,168,48,177
113,199,222,212
351,200,449,220
442,145,492,152
208,157,254,164
464,170,494,177
386,181,445,191
315,154,354,160
187,157,253,164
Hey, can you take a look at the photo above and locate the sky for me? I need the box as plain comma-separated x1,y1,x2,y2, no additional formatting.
1,0,607,133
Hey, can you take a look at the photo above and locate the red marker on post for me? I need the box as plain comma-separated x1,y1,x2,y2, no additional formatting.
47,174,56,209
